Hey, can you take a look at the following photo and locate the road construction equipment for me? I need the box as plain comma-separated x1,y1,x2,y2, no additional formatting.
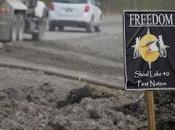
0,0,48,41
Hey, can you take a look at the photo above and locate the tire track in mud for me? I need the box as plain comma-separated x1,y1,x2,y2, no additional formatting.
0,45,123,78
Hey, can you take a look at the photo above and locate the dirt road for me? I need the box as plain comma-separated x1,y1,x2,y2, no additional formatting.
43,15,123,61
0,15,124,87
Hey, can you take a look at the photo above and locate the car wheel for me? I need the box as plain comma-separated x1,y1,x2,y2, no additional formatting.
49,23,55,31
94,26,101,32
86,18,94,33
32,26,44,41
32,20,45,41
58,26,64,31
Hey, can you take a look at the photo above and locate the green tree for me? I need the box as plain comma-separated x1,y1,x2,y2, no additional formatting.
40,0,50,4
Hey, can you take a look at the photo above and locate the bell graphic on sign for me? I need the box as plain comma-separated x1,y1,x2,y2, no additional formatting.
132,28,169,69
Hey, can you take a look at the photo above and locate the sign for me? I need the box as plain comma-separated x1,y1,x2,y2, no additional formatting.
124,11,175,90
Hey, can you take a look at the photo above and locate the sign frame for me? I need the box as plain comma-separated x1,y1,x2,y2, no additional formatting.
123,10,175,91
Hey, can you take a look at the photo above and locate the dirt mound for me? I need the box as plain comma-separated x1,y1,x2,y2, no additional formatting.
0,83,174,130
155,91,175,130
0,90,17,122
50,97,146,130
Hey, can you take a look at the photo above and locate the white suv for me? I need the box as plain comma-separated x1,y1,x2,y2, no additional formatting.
48,0,102,32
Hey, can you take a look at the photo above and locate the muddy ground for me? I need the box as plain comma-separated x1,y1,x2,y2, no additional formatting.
0,15,174,130
0,68,174,130
0,68,146,130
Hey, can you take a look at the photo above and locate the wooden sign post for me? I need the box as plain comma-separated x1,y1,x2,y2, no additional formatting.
123,10,175,130
145,91,156,130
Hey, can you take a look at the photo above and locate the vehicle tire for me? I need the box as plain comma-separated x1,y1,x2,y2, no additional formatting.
16,14,25,41
86,17,94,33
32,33,40,41
94,26,101,32
32,27,44,41
86,22,93,33
58,26,64,31
32,19,45,41
49,23,55,31
10,17,17,42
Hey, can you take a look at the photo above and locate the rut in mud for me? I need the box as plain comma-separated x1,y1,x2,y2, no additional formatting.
0,45,121,76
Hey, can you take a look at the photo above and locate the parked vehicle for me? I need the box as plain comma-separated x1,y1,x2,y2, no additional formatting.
48,0,102,32
0,0,48,42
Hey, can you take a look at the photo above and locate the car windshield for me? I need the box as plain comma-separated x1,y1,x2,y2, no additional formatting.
54,0,87,4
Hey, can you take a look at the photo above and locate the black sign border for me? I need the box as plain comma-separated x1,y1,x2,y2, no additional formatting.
123,10,175,91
